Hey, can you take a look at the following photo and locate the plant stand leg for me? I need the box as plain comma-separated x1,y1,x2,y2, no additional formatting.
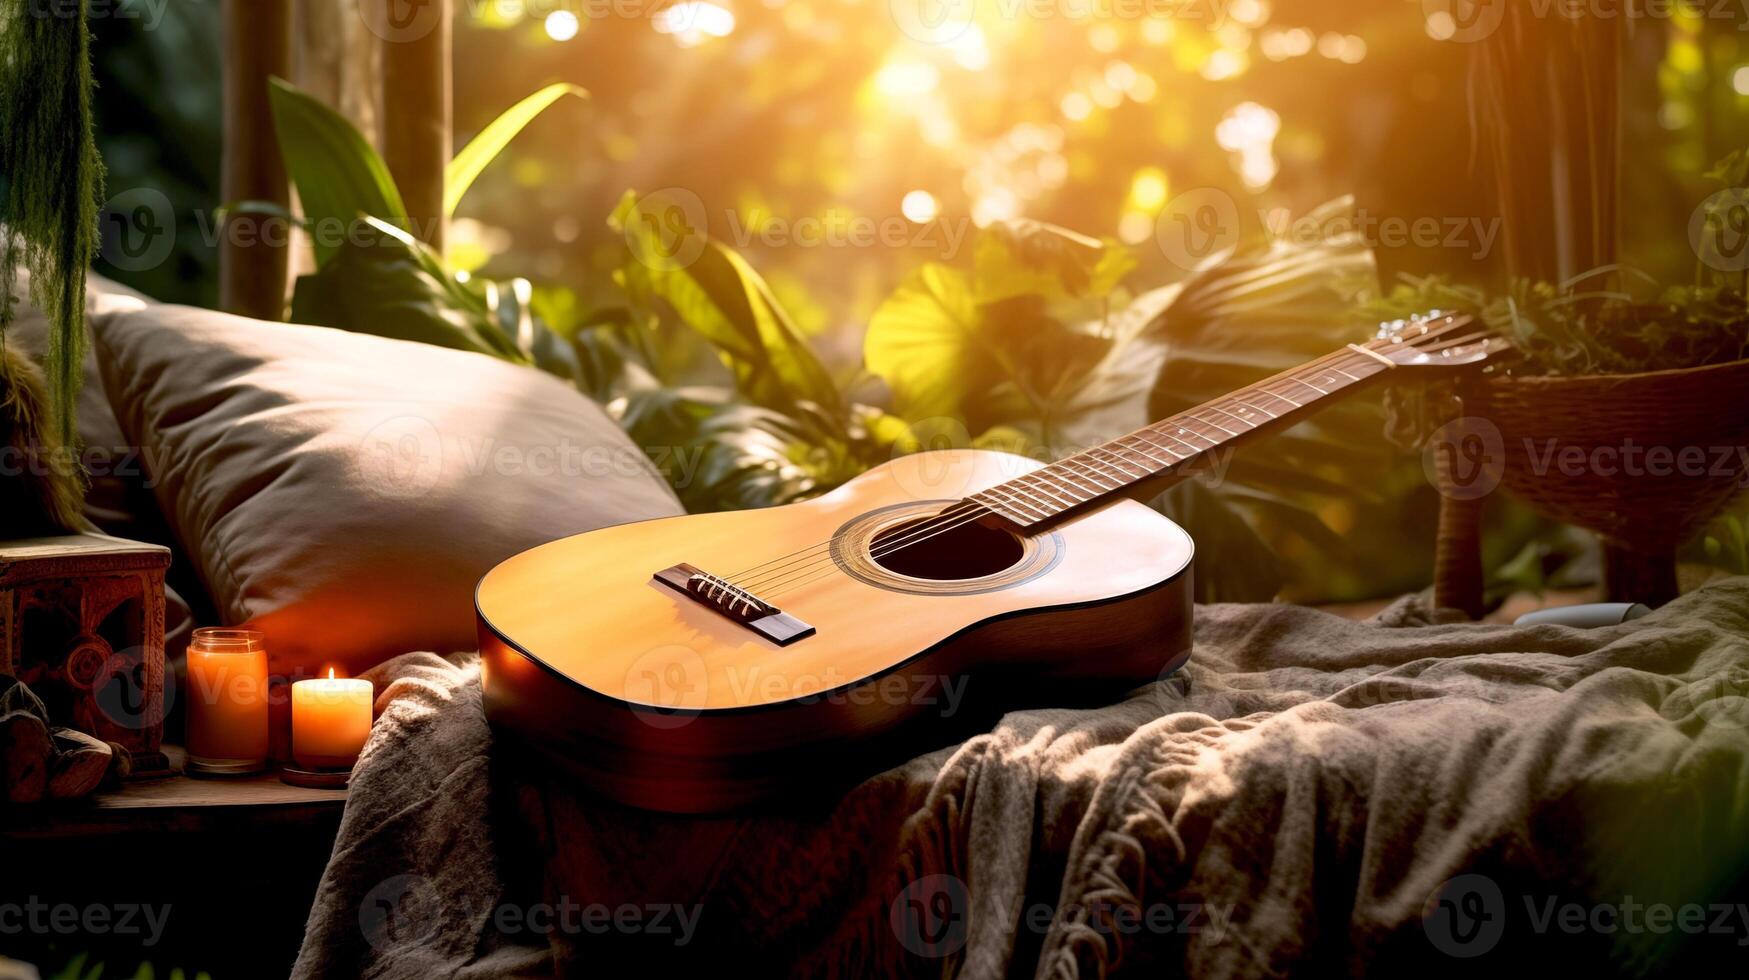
1433,483,1487,621
1603,543,1678,606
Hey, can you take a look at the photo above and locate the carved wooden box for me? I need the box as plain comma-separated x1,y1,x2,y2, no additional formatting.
0,535,171,776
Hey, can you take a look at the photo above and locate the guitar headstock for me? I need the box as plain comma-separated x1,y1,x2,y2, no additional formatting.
1363,311,1515,370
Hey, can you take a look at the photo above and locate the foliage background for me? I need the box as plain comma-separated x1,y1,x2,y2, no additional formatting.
84,1,1749,599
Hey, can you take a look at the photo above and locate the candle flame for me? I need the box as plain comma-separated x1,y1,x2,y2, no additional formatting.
328,667,336,680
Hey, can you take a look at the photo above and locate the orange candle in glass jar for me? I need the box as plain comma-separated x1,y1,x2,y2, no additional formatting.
184,627,270,774
291,670,373,770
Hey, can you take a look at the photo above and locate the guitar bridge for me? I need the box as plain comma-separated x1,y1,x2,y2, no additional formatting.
652,563,816,646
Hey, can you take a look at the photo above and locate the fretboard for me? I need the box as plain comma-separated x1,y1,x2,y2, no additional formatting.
968,346,1391,528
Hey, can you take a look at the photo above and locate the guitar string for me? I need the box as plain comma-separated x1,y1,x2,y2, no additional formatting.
749,321,1498,601
717,338,1379,590
734,344,1390,601
738,346,1378,605
732,343,1377,595
748,322,1493,600
740,343,1395,601
750,346,1402,601
721,319,1483,601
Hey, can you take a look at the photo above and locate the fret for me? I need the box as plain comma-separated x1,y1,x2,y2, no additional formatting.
1201,404,1255,430
1250,388,1301,411
1161,422,1220,450
1086,446,1152,479
1183,413,1238,438
980,488,1049,523
1128,431,1190,462
1114,435,1175,466
1070,450,1136,485
1022,473,1088,506
1056,456,1124,491
973,493,1032,524
1105,439,1168,470
969,343,1409,527
1070,451,1140,486
983,485,1053,520
1014,475,1077,510
1137,427,1201,456
1228,398,1278,420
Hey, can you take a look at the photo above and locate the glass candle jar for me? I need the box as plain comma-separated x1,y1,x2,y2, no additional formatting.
184,627,270,775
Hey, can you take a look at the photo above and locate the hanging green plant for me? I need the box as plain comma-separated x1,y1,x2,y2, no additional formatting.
0,0,106,445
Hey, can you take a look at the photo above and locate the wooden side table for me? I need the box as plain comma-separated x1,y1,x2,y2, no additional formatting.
1,534,172,775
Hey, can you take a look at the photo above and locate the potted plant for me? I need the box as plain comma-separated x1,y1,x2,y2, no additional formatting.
1366,8,1749,615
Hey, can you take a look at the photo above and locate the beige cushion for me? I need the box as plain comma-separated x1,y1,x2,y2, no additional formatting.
92,304,683,674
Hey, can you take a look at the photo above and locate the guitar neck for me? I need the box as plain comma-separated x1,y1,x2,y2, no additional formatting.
968,344,1393,529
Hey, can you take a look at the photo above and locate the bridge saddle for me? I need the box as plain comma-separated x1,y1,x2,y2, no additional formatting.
651,563,816,646
684,570,774,622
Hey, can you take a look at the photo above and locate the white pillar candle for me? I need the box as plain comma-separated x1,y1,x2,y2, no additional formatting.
290,670,374,770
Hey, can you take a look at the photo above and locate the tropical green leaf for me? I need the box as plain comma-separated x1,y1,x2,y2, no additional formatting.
267,76,408,267
865,262,993,423
289,216,527,363
612,190,844,420
973,219,1135,304
1042,282,1181,452
614,385,822,511
474,274,582,381
445,83,589,220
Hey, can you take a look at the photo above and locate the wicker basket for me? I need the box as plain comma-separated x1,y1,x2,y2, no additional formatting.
1435,356,1749,615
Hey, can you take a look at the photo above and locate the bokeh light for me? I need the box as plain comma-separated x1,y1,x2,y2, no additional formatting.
543,10,578,43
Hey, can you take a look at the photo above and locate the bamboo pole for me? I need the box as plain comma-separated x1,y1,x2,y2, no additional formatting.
379,0,452,252
1476,7,1621,285
294,0,382,148
218,0,294,320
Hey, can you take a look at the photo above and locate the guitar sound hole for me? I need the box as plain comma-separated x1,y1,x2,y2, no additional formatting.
868,516,1025,581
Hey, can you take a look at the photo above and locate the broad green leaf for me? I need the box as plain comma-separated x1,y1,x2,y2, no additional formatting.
973,220,1136,304
289,216,527,363
865,262,991,423
613,190,844,420
267,77,407,266
445,83,589,220
1048,283,1180,452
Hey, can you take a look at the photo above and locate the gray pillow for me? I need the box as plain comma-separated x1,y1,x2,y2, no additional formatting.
93,302,683,674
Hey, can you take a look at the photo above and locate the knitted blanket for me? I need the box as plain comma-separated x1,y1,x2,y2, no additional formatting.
293,581,1749,978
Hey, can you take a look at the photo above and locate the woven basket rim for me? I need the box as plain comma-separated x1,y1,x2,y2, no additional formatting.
1483,354,1749,387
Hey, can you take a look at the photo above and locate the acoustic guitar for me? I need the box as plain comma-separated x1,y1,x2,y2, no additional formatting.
478,313,1510,811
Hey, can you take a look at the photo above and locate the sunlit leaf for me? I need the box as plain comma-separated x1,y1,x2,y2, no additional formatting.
445,82,589,220
289,216,528,363
973,220,1136,304
613,190,844,421
865,262,1006,426
267,76,407,266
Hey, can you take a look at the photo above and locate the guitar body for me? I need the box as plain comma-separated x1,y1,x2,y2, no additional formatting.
478,449,1194,813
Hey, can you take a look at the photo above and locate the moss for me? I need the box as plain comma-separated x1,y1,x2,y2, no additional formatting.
0,0,106,445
